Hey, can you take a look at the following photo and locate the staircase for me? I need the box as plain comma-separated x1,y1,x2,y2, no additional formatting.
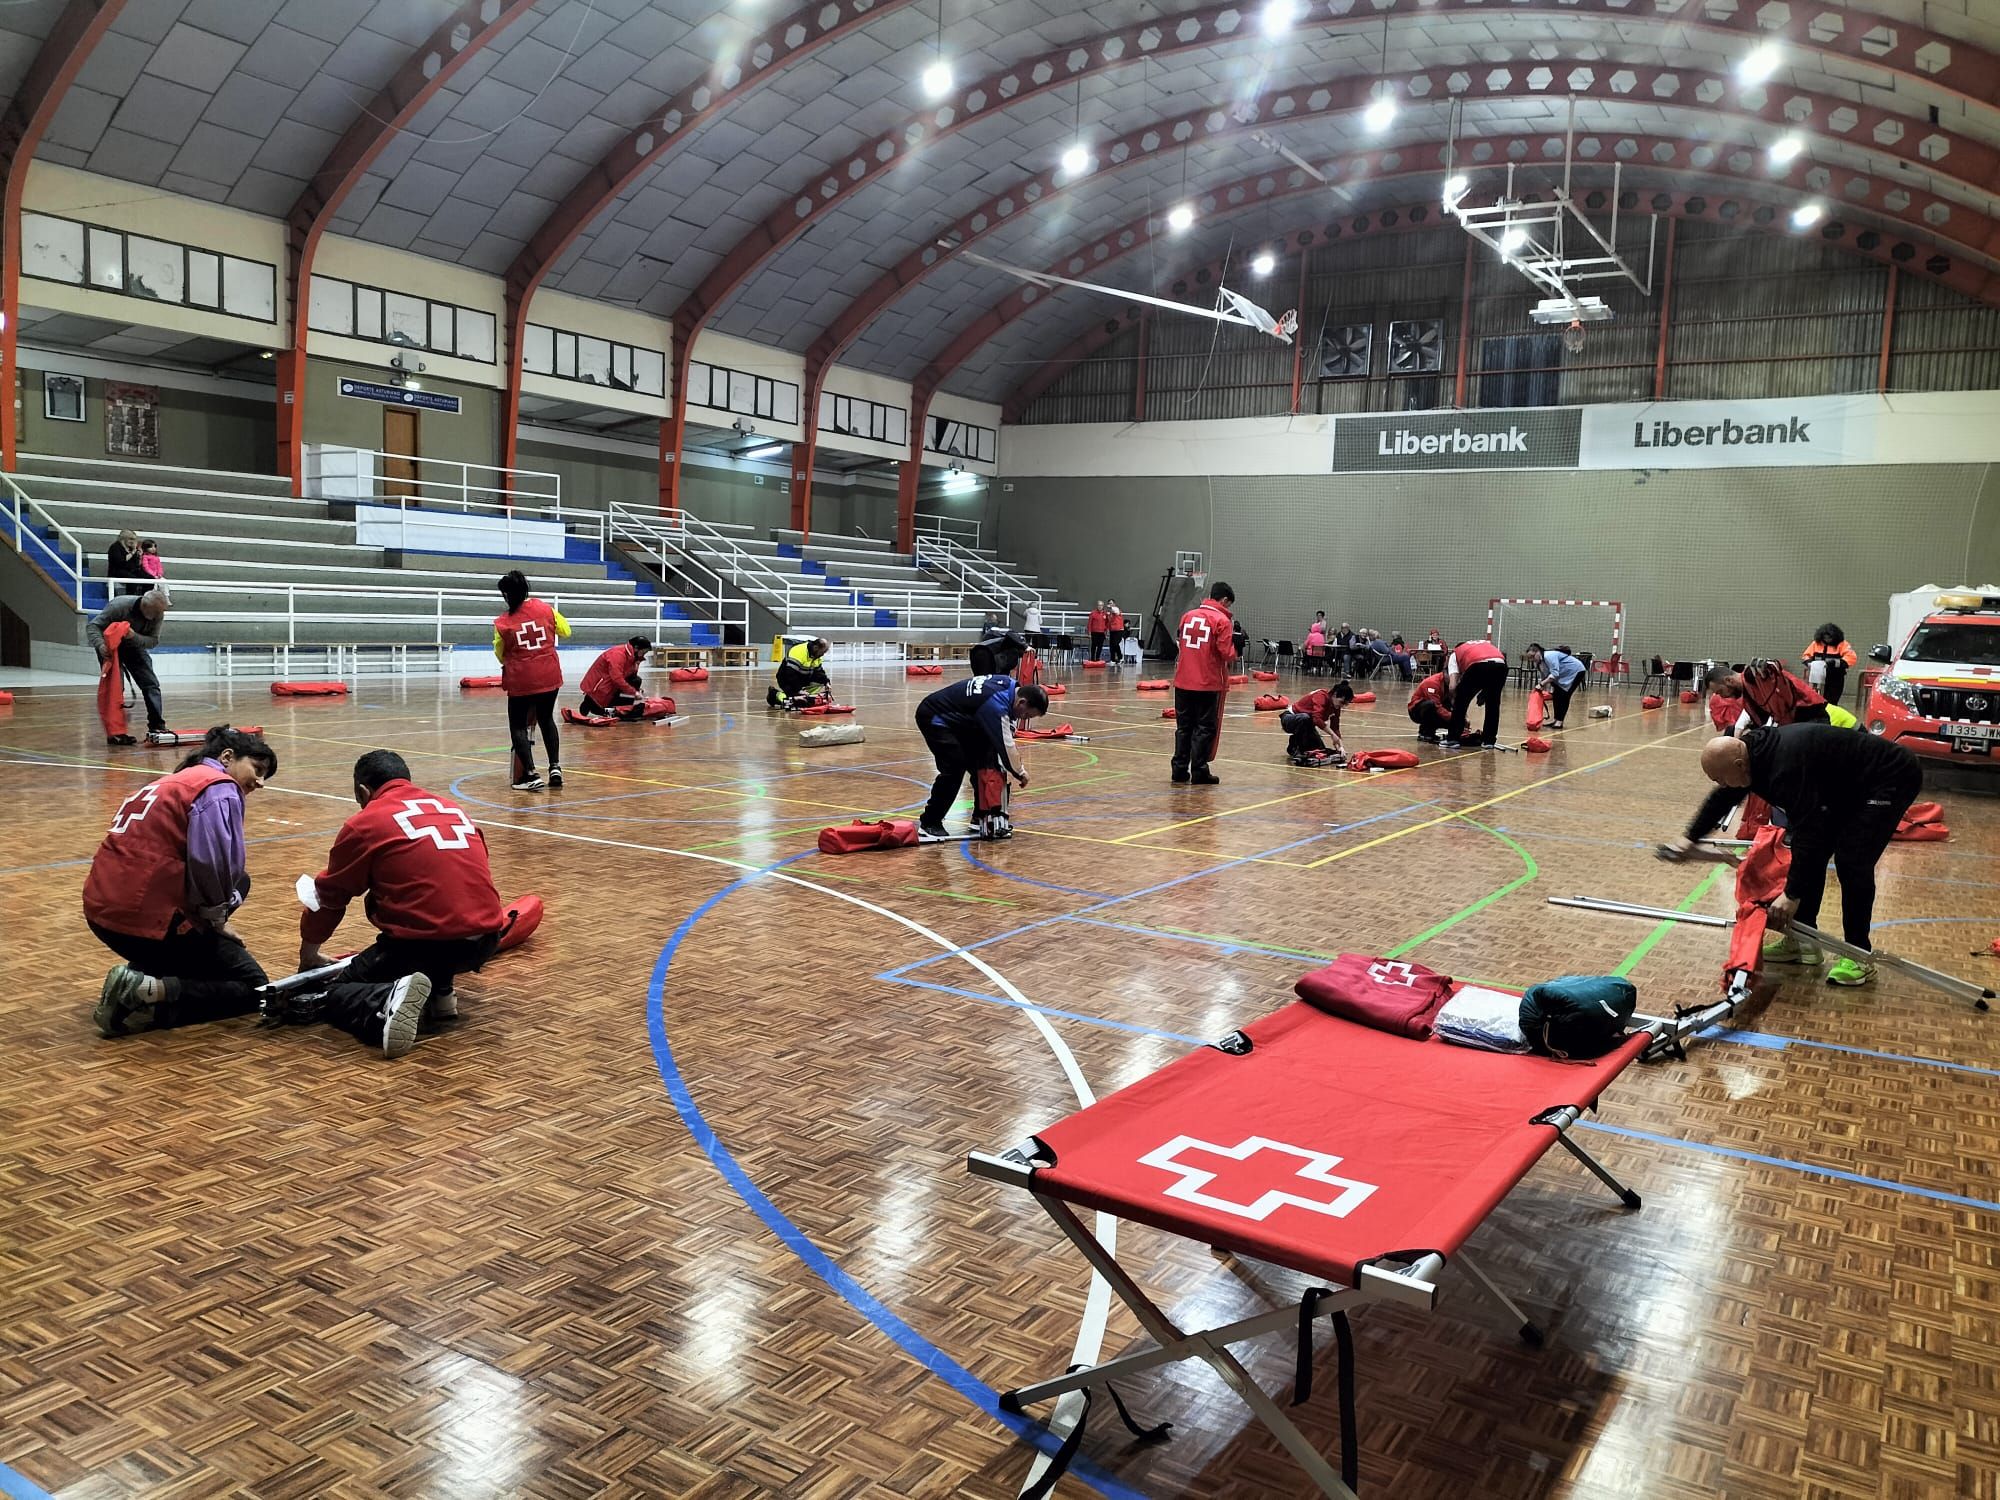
1,454,741,655
912,534,1087,633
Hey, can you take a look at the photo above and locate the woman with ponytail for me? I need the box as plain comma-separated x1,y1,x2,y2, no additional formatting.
493,569,570,791
85,726,279,1037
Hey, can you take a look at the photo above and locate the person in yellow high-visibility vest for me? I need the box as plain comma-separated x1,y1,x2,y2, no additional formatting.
768,638,831,707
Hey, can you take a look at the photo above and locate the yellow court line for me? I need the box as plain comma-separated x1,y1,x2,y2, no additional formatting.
1110,749,1481,843
1300,726,1706,870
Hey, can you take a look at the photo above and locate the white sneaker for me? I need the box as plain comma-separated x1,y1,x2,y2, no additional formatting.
380,973,432,1058
512,774,545,792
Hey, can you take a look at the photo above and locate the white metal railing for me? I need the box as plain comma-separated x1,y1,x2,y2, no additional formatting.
915,533,1053,615
73,574,745,649
914,512,980,547
334,450,562,515
354,499,605,557
2,472,87,603
620,504,996,631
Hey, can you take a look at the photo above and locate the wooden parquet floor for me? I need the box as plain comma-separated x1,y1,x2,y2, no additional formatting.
1,665,1996,1499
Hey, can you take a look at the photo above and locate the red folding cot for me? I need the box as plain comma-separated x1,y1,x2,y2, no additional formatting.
970,1000,1650,1498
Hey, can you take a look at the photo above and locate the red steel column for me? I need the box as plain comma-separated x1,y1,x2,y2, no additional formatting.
1288,246,1309,414
658,342,692,519
1652,216,1678,400
1877,263,1899,393
1133,311,1149,423
1452,236,1474,409
898,394,929,553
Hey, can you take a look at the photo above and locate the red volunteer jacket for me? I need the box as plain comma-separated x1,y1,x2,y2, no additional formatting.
83,762,234,939
581,642,642,705
1742,666,1825,725
496,598,564,696
1173,599,1238,692
1292,687,1344,734
1108,610,1125,631
301,778,507,946
1087,609,1107,634
1450,640,1506,672
1409,672,1450,714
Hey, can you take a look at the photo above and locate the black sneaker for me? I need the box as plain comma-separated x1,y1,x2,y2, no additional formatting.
106,734,137,746
546,765,563,789
1191,770,1220,785
918,820,951,841
1171,771,1190,785
95,965,158,1037
380,973,432,1059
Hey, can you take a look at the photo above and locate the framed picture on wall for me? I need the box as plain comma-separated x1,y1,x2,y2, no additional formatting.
104,382,160,457
43,373,85,422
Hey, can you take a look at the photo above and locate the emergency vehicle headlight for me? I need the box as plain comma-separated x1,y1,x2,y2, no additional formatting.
1868,720,1886,734
1874,673,1917,709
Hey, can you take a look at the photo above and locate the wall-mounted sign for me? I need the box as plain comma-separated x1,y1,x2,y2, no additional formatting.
336,377,461,414
1331,407,1581,473
1578,395,1875,469
104,381,159,457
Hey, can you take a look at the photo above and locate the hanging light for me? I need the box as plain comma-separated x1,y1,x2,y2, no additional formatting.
1060,143,1090,177
1167,202,1195,233
1251,251,1276,275
1441,173,1469,204
921,0,951,99
1499,224,1528,254
1769,134,1804,164
1260,0,1298,37
1364,91,1397,132
1791,200,1824,228
1737,42,1781,85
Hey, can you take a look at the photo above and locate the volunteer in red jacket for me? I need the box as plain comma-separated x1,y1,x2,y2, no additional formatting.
1444,636,1508,747
1087,601,1108,662
1280,679,1353,764
1709,659,1829,732
579,635,650,719
87,726,279,1037
293,750,509,1059
1171,580,1237,784
1106,600,1127,663
1408,670,1453,743
495,569,570,792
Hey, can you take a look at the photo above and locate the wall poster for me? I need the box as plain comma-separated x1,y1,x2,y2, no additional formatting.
105,381,160,457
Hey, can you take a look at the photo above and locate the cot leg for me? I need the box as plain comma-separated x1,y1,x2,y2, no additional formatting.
1554,1131,1644,1211
1454,1251,1544,1349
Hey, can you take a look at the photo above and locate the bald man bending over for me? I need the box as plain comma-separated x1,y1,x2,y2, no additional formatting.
1662,723,1921,986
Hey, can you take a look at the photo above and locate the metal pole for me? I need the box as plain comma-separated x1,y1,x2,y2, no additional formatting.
1877,263,1898,394
1454,234,1475,409
1288,246,1309,415
1652,216,1677,400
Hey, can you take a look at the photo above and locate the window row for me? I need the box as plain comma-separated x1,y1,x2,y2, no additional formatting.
688,360,801,426
522,324,665,396
307,276,497,363
21,212,277,323
926,415,996,463
819,391,907,447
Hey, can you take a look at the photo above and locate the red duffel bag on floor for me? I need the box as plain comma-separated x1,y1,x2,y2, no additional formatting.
1642,694,1665,709
1082,659,1108,669
1351,691,1376,704
459,676,503,689
272,681,348,696
818,818,920,854
497,894,544,952
1227,674,1249,685
1894,801,1949,841
1253,694,1290,710
906,664,943,676
1136,679,1171,691
669,667,709,682
1524,736,1554,753
1045,683,1067,695
1680,690,1700,704
1252,670,1279,682
1294,954,1454,1039
1525,689,1547,729
1347,749,1420,771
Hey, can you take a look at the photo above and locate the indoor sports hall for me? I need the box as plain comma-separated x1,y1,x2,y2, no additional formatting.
2,4,1999,1499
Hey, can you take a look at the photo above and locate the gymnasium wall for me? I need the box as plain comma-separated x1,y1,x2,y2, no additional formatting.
300,362,498,472
995,463,2000,664
19,367,274,472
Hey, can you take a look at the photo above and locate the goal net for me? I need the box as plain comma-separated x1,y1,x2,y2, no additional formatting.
1488,598,1625,664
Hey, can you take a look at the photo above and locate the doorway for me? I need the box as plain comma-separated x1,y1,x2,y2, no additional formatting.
383,408,419,498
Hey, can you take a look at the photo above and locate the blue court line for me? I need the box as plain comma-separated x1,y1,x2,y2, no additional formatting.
1058,915,1334,964
1494,824,2000,892
644,858,1151,1500
889,976,1208,1046
0,1464,53,1500
1574,1121,2000,1214
880,799,1438,983
957,838,1111,898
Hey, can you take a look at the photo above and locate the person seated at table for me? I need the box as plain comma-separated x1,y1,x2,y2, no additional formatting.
1333,622,1357,676
1280,680,1353,764
1380,633,1416,682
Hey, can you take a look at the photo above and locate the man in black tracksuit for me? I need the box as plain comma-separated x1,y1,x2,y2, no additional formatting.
1666,723,1922,984
912,675,1047,838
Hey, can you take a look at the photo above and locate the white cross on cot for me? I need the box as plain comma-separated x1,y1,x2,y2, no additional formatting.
1138,1134,1377,1222
1180,615,1212,651
515,619,549,650
110,784,159,835
391,797,477,850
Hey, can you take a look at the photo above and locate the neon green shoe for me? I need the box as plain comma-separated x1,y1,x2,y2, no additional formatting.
1826,957,1876,987
1761,931,1823,966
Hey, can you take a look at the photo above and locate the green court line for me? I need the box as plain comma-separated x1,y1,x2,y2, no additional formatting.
1613,865,1727,978
1381,819,1539,960
899,886,1019,906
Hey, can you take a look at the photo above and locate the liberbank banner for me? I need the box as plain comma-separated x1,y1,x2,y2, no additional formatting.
1332,393,1877,474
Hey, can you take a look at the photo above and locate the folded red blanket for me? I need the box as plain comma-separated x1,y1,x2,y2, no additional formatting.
1135,679,1170,691
1253,694,1289,710
906,664,944,676
271,681,347,696
1347,748,1419,770
1018,723,1076,740
459,676,503,689
668,667,709,682
796,703,855,715
1294,954,1454,1039
817,818,919,854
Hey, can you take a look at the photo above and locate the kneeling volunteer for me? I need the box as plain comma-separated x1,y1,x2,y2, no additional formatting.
769,637,831,707
914,675,1047,839
1408,670,1452,743
1280,680,1354,763
88,726,279,1036
579,636,651,718
292,750,509,1058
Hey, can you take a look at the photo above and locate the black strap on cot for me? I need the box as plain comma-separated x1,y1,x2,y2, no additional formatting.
1293,1288,1360,1494
1016,1365,1172,1500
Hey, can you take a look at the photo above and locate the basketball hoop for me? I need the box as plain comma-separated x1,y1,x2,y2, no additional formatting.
1562,318,1586,355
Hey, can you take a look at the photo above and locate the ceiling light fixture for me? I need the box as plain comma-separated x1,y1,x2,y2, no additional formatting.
1260,0,1298,37
1061,143,1090,177
1499,224,1528,254
1737,41,1781,85
741,442,786,461
1251,251,1276,275
1769,133,1804,164
1791,200,1824,228
1441,173,1468,203
921,0,951,99
1364,91,1396,132
1167,202,1195,233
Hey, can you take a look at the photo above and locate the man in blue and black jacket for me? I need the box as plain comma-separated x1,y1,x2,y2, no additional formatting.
913,674,1048,839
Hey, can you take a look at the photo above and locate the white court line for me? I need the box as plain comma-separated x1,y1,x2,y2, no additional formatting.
5,751,1116,1468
